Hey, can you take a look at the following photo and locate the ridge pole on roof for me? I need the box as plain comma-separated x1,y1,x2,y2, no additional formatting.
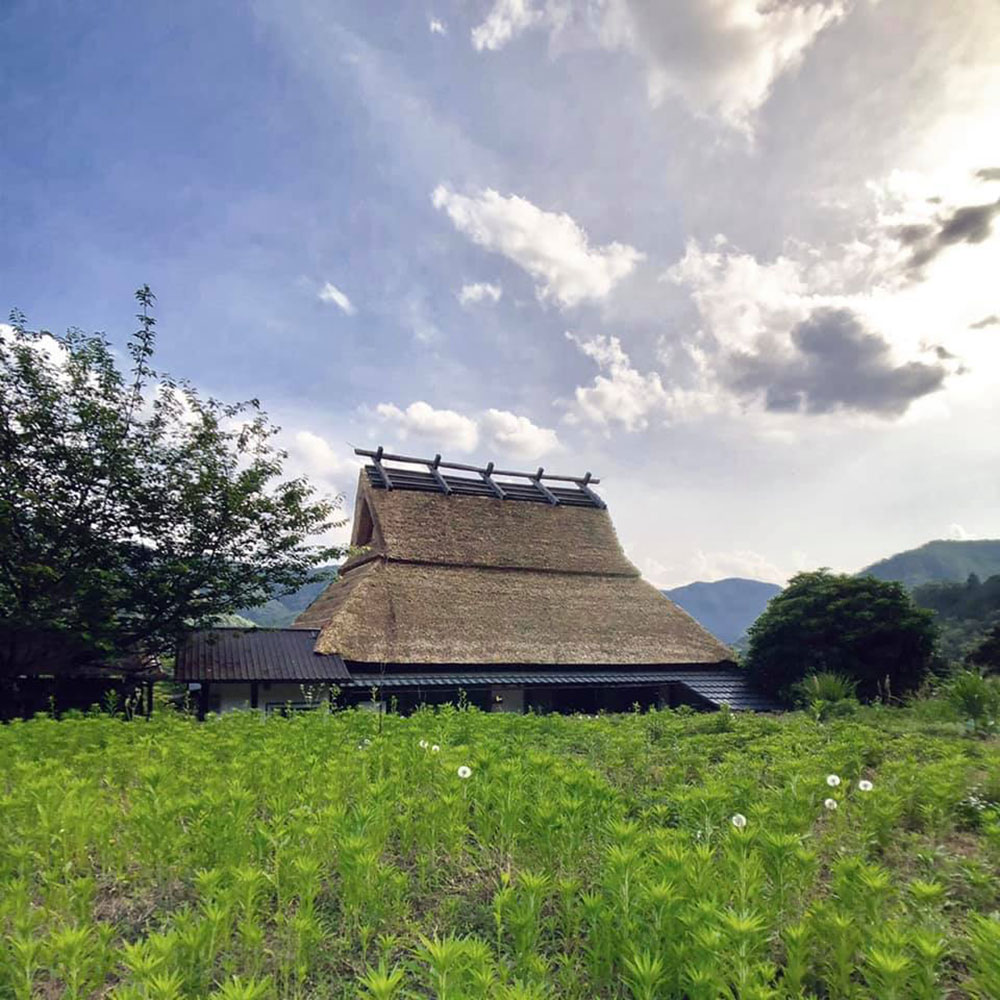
531,467,560,505
577,471,607,509
427,454,452,494
371,446,393,490
480,461,506,499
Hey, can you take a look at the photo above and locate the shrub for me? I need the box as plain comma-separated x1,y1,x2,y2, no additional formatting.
744,570,937,704
967,623,1000,674
794,673,859,722
945,669,999,735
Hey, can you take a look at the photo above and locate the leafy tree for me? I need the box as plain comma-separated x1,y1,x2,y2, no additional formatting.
743,570,938,703
0,288,343,678
967,624,1000,674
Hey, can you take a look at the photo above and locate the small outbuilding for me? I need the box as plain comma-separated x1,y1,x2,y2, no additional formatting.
0,630,162,720
176,448,776,714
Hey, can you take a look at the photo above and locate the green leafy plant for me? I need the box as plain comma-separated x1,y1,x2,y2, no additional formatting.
945,669,999,734
794,672,860,721
0,698,998,999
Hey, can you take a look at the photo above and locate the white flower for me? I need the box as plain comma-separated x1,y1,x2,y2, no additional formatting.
731,813,747,830
457,765,472,779
858,779,874,792
419,739,429,749
824,797,838,810
826,774,841,787
431,744,441,753
363,738,371,745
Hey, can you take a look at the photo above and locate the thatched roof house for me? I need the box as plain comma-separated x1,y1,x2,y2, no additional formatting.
177,449,775,714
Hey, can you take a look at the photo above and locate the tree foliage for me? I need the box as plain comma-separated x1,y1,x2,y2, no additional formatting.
912,573,1000,664
967,624,1000,674
0,288,343,677
743,570,938,703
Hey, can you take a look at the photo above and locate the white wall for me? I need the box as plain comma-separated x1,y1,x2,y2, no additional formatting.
191,682,336,714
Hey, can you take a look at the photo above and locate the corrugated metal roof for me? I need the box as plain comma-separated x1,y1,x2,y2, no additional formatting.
175,629,349,682
347,668,778,711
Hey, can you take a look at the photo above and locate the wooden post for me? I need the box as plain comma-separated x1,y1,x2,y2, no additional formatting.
250,681,259,710
198,683,210,721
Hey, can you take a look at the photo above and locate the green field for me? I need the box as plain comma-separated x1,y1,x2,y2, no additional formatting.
1,707,998,999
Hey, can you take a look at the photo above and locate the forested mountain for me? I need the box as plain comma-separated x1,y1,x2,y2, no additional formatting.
859,540,1000,589
662,578,782,645
239,567,338,627
912,573,1000,663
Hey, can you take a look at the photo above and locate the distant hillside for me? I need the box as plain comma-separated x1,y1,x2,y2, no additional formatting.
912,572,1000,664
663,578,782,645
212,612,258,628
239,567,338,627
859,540,1000,589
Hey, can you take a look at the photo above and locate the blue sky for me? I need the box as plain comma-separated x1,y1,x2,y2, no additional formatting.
3,0,999,585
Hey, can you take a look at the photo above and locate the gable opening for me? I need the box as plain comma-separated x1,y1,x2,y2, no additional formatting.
354,498,374,547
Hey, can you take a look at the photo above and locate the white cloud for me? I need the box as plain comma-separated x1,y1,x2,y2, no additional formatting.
458,281,503,305
374,401,480,452
283,430,359,489
640,549,793,588
469,0,849,128
620,0,849,129
564,331,671,431
662,172,1000,421
480,408,560,457
429,17,447,35
277,429,360,546
689,548,792,585
668,239,816,353
946,523,972,541
471,0,543,51
372,401,560,459
318,281,356,315
432,185,643,308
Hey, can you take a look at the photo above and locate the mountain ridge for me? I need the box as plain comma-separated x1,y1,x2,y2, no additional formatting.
858,539,1000,589
662,577,782,645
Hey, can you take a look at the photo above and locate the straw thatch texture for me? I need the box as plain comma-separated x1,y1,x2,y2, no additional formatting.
294,558,374,630
295,469,734,666
345,475,637,576
311,559,732,665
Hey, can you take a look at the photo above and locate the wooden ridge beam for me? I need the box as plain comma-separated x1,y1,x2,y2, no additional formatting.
427,453,452,494
479,461,506,499
530,467,560,505
354,446,599,485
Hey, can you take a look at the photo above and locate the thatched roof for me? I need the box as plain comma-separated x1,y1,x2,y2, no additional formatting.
295,461,733,667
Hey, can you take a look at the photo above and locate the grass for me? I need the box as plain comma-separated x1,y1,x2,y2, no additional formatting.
0,704,998,998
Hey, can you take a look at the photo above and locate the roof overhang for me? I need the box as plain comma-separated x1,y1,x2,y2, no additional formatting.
175,629,349,683
346,666,778,711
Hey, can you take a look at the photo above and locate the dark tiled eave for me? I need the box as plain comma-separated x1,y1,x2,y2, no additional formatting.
176,632,777,711
347,667,778,711
176,629,349,683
